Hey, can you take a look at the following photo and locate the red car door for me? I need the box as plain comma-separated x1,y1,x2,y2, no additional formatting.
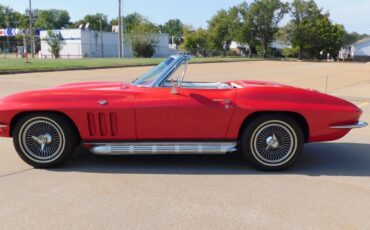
134,87,237,140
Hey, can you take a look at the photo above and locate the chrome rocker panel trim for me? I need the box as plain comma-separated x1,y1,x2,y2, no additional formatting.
330,121,368,129
89,142,237,155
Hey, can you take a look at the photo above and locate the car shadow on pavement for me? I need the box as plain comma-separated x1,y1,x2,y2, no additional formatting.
55,142,370,177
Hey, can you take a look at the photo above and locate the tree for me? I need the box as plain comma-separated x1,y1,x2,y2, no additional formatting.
120,13,159,58
34,9,71,30
290,0,321,59
131,37,156,57
248,0,289,57
342,31,368,45
208,9,234,56
307,14,345,59
0,4,27,28
229,3,259,57
159,19,184,45
44,30,62,58
0,4,13,28
182,28,212,56
74,13,110,31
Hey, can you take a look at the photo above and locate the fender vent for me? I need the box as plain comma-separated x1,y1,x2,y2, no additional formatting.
87,113,96,136
87,112,118,137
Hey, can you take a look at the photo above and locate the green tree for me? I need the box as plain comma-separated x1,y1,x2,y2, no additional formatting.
208,9,234,56
290,0,321,59
44,30,62,58
159,19,184,45
74,13,110,31
182,28,212,56
124,12,146,33
120,13,159,58
110,12,159,34
0,4,27,28
249,0,289,57
275,23,293,45
342,31,368,45
308,15,345,58
0,4,13,28
229,3,258,57
131,22,159,34
34,9,71,30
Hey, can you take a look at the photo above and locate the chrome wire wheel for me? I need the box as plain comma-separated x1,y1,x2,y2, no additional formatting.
18,117,66,163
250,120,298,167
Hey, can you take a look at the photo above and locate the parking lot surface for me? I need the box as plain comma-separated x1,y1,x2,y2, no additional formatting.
0,61,369,229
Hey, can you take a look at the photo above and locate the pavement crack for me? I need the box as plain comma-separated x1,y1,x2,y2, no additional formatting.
0,168,34,178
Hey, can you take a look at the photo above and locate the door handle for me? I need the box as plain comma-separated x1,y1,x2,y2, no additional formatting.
213,99,231,104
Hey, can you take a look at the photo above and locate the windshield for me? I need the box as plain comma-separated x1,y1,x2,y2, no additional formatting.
132,57,175,86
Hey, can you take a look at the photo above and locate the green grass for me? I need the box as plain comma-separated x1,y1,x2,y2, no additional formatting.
0,57,257,74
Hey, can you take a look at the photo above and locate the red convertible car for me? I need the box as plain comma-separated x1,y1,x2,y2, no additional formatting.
0,54,367,170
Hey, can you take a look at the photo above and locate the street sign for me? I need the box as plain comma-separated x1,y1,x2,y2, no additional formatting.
5,28,16,36
0,28,34,37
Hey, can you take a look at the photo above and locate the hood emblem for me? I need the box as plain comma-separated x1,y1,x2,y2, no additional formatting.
98,100,108,106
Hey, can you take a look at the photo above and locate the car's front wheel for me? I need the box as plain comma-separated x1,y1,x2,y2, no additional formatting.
13,113,78,168
240,114,304,170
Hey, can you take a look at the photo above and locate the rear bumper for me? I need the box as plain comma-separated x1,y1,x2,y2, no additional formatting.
330,121,368,129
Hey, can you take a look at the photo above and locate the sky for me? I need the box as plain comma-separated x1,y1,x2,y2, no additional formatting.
1,0,369,34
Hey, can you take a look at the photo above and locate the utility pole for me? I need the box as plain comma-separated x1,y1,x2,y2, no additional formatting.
118,0,123,58
100,16,104,57
5,22,9,58
29,0,35,58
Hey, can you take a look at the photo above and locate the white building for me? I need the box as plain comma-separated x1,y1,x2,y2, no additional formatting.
339,37,370,62
40,29,176,59
229,40,291,56
40,29,119,58
230,41,250,56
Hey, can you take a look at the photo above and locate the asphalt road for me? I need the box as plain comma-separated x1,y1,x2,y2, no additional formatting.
0,61,369,229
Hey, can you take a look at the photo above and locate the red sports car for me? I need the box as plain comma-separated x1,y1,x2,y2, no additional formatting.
0,54,367,170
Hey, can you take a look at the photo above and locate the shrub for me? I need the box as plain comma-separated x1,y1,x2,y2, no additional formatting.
282,47,300,58
131,36,156,58
44,30,62,59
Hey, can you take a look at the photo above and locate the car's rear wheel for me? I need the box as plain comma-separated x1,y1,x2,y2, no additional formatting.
13,114,78,168
240,114,304,170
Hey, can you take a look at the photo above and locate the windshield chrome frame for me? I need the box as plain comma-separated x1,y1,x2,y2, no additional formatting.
134,54,191,88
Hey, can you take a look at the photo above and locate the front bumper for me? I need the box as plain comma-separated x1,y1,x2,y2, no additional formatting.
330,121,368,129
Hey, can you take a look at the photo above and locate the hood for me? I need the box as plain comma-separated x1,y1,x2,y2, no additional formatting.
0,81,135,110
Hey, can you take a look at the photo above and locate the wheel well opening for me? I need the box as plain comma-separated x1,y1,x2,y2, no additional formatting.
10,111,81,141
237,111,309,142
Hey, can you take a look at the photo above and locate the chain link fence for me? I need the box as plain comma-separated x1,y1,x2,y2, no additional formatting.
0,40,177,59
0,40,21,58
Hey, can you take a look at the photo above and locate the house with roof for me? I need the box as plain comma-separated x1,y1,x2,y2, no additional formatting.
339,37,370,62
